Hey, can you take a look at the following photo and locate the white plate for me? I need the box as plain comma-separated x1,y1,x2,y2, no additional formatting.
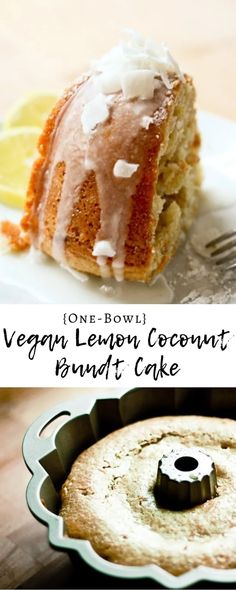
1,111,236,304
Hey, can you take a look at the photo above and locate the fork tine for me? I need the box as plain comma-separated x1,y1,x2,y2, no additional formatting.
210,238,236,257
225,263,236,272
215,251,236,266
206,230,236,249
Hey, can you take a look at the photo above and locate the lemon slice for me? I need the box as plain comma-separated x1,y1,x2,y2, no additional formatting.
4,92,58,129
0,127,41,208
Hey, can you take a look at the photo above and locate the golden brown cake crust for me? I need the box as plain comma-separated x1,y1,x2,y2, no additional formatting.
60,415,236,575
23,74,201,282
22,82,81,237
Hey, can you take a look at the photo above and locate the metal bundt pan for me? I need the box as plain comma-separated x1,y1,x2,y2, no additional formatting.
23,387,236,589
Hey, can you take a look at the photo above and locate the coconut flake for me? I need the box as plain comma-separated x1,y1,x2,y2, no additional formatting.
98,71,121,94
113,159,139,178
141,115,153,129
93,240,116,257
163,45,184,82
81,93,109,134
92,31,183,98
121,69,155,100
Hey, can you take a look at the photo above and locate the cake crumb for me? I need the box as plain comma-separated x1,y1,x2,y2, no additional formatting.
99,284,116,297
0,221,30,252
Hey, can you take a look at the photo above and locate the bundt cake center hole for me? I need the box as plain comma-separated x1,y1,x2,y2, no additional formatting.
174,456,198,472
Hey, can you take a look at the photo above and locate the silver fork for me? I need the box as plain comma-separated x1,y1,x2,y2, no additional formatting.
206,230,236,271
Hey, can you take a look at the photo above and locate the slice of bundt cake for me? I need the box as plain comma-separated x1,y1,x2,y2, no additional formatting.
21,31,201,282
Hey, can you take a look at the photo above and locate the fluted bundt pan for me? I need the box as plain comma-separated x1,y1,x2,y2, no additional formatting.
23,388,236,588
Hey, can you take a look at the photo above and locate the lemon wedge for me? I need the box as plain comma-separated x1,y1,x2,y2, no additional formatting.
0,127,41,208
4,92,58,130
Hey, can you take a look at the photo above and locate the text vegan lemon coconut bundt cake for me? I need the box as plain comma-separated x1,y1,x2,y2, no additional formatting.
18,32,201,282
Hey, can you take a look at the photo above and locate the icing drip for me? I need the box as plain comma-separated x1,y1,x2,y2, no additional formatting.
113,160,139,178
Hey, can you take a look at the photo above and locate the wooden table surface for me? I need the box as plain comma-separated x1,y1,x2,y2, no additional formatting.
0,0,236,121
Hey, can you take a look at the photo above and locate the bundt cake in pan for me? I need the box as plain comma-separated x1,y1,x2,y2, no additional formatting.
60,415,236,575
22,32,201,282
